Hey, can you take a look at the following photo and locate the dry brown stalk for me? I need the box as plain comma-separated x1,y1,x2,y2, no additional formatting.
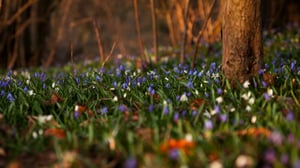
133,0,147,63
93,20,105,65
150,0,158,64
191,0,217,69
180,0,190,64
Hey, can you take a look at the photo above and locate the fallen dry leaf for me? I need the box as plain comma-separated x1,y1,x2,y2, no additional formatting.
236,127,271,138
45,128,66,139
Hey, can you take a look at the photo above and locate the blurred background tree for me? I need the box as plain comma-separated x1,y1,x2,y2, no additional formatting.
0,0,299,69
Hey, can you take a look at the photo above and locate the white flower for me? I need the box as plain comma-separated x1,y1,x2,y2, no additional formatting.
246,105,252,112
248,97,255,105
123,93,127,98
37,115,53,124
230,107,236,112
209,160,223,168
235,155,254,168
52,82,56,88
32,131,38,139
180,93,188,102
216,96,223,104
267,88,274,97
28,90,34,96
164,77,169,81
112,96,118,102
185,134,193,142
243,80,250,88
195,90,199,95
241,91,252,100
251,116,257,124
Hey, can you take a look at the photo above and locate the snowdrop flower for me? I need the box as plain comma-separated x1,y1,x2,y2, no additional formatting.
180,93,188,102
37,115,53,124
248,97,255,105
251,116,257,124
112,96,118,102
52,82,56,88
245,105,252,112
235,155,254,168
209,160,223,168
243,80,250,88
267,88,274,97
241,91,252,100
28,90,34,96
230,107,236,112
216,96,223,104
185,134,193,142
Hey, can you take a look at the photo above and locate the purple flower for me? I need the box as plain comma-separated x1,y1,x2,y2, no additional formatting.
168,149,180,160
165,83,170,89
192,110,198,116
124,157,137,168
264,149,276,164
280,154,289,165
101,106,108,114
173,112,180,122
287,134,295,144
219,114,227,122
118,104,127,112
95,75,102,81
217,88,223,95
186,80,194,89
286,112,294,121
148,104,154,112
293,160,300,168
264,93,271,101
23,86,29,93
7,93,15,102
204,120,213,130
1,90,6,97
291,61,296,71
163,106,169,115
74,111,80,118
147,86,155,95
269,131,283,145
262,81,268,88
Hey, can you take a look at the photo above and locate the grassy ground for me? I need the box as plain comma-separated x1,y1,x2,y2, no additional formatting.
0,27,299,167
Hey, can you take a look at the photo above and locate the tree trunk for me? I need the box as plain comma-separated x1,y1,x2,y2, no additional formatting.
222,0,263,83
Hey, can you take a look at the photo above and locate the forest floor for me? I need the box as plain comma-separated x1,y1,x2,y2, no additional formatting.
0,27,300,167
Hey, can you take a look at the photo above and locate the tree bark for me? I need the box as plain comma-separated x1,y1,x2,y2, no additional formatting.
222,0,263,83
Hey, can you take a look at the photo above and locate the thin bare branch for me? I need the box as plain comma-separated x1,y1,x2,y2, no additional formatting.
150,0,158,64
93,19,105,65
180,0,190,64
191,0,217,69
133,0,147,63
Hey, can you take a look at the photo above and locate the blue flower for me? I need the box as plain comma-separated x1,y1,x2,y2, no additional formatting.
217,88,223,95
168,149,180,160
173,112,179,122
101,106,108,114
1,90,6,97
7,93,15,102
124,157,137,168
74,111,80,118
23,86,29,93
118,104,127,112
148,104,154,112
204,120,213,130
165,83,170,89
163,106,169,115
186,80,194,89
